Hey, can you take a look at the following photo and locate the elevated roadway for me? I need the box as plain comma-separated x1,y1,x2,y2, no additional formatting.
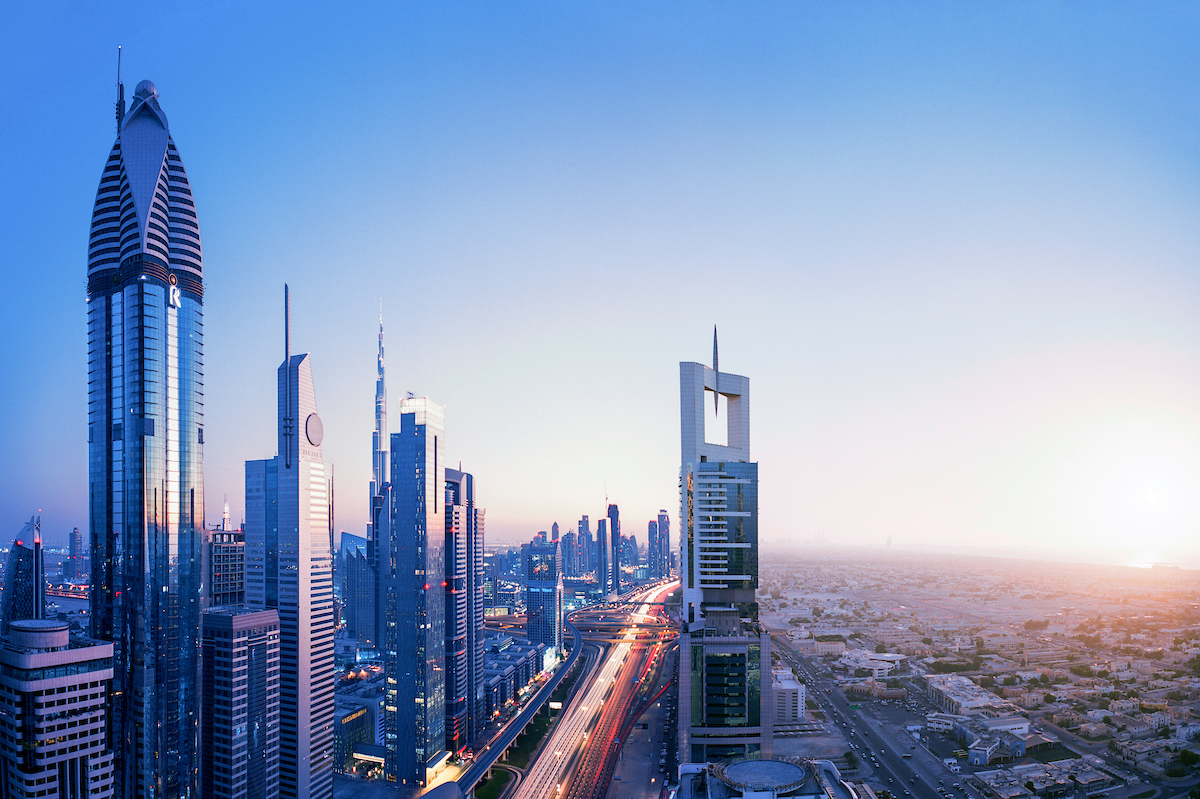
456,620,587,792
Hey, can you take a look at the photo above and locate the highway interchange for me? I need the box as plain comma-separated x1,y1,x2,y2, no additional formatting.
455,581,678,799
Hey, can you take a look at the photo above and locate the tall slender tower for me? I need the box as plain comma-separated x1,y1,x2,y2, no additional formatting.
384,399,448,787
607,503,621,595
245,289,335,799
657,509,671,577
86,77,204,798
445,468,485,751
365,309,387,648
677,336,771,763
595,519,608,597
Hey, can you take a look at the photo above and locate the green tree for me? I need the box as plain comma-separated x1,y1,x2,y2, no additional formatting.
1180,749,1199,767
1044,693,1057,703
844,750,859,770
875,643,888,654
923,638,934,645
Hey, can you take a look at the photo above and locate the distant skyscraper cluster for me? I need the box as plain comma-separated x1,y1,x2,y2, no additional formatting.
554,502,671,593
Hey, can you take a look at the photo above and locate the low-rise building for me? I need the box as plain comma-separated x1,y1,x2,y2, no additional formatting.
925,674,1019,716
773,668,805,724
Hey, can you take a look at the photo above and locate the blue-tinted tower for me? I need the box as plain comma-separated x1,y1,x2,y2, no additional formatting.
86,79,204,798
1,516,44,635
384,399,448,787
607,503,621,595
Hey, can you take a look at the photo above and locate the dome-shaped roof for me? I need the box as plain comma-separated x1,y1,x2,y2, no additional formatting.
134,79,158,99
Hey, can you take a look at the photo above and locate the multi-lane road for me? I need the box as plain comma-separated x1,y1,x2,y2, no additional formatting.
455,620,588,792
512,582,678,799
775,639,979,799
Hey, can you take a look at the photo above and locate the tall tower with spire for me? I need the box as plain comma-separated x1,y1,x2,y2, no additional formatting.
677,331,771,763
371,306,388,508
86,76,205,797
365,307,387,648
245,288,335,799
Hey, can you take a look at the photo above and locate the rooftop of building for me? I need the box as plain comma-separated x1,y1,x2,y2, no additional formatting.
679,759,856,799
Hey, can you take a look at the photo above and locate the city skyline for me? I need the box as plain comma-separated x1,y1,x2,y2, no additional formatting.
4,4,1200,568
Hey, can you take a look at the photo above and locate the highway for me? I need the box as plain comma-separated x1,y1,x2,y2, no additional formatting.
514,582,679,799
456,619,588,792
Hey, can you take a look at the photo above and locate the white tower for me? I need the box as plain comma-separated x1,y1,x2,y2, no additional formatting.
245,287,335,799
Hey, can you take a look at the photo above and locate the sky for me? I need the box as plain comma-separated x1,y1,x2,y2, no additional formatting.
2,2,1200,566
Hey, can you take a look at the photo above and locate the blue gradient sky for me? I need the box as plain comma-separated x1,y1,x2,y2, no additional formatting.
2,2,1199,564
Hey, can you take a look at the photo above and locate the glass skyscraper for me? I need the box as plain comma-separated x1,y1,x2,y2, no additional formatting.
525,539,563,653
384,398,448,787
607,503,621,595
1,516,44,636
86,79,204,798
444,467,485,752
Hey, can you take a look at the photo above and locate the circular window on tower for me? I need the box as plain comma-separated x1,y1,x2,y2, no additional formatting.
305,413,324,447
168,273,178,286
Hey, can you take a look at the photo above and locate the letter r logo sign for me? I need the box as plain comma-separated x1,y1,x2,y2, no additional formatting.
169,286,182,307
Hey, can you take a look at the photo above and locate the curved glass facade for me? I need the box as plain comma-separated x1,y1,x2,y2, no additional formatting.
87,81,203,799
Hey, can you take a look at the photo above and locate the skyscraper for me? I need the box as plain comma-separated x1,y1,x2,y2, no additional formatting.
384,398,448,787
86,78,204,798
525,539,563,653
560,530,577,578
647,520,659,579
657,510,670,578
204,528,246,606
677,340,772,763
245,290,335,799
607,503,621,595
64,525,85,580
366,311,387,647
445,468,485,751
595,519,608,597
0,621,115,798
342,545,375,647
1,516,44,636
576,516,591,574
201,606,281,799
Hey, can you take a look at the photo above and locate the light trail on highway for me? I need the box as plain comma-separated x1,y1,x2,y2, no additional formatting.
513,581,679,799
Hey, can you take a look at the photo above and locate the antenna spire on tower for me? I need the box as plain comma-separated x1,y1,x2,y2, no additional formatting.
284,284,292,468
115,45,125,131
712,325,720,413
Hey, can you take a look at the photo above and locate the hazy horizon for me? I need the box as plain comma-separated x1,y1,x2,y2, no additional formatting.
3,3,1199,568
